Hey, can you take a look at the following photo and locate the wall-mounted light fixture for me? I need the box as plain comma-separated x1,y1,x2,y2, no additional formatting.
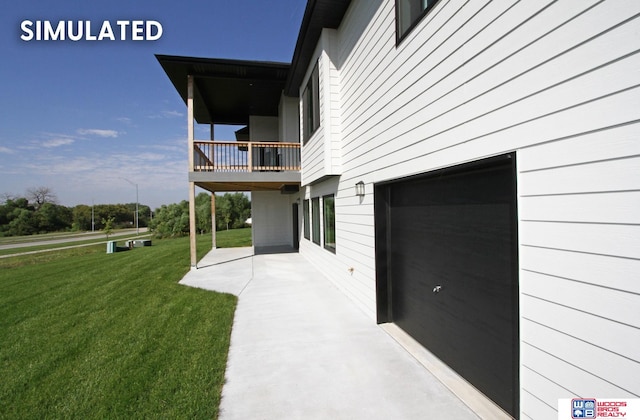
355,181,365,197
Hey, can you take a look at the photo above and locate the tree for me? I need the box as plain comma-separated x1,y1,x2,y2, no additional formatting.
102,217,115,239
195,193,212,234
215,193,250,231
148,201,190,238
36,203,72,232
148,193,250,238
72,205,92,231
217,195,233,231
0,198,35,236
7,208,36,236
27,186,58,210
0,192,153,237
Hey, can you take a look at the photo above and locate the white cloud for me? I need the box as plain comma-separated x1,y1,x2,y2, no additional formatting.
77,129,119,138
42,138,75,148
0,146,13,153
3,133,188,208
162,110,183,118
116,117,133,125
148,110,184,119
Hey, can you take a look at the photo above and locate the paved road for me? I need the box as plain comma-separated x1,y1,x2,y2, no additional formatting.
0,228,149,251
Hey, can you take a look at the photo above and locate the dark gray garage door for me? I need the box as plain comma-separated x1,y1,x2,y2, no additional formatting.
374,154,519,418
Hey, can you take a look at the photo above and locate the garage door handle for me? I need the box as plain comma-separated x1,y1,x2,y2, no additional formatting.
433,285,442,294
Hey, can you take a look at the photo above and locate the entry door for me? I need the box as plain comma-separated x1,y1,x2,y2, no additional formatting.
375,154,519,417
292,203,299,250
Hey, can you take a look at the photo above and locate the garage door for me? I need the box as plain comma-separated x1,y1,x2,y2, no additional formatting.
375,154,519,417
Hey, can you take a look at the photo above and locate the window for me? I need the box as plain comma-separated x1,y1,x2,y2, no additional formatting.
303,199,310,240
302,61,320,143
396,0,439,43
323,195,336,253
311,197,320,245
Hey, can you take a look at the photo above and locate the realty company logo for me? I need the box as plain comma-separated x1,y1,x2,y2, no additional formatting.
561,398,640,419
572,399,597,418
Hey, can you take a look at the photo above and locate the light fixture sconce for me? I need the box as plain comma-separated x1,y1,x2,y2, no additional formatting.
355,181,365,197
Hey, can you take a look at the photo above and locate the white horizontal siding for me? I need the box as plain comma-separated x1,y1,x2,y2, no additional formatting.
301,30,343,185
520,293,639,365
521,343,635,399
520,156,640,196
301,41,326,185
519,192,640,224
341,0,640,176
327,35,342,176
521,319,639,396
517,122,640,171
293,0,640,417
520,389,557,420
520,246,640,294
520,367,573,416
520,222,640,259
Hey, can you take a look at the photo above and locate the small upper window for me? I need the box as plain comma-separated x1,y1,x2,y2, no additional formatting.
302,62,320,143
396,0,439,43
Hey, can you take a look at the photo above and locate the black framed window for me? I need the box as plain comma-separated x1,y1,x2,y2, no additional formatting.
396,0,439,43
302,62,320,143
323,195,336,253
311,197,320,245
303,199,310,240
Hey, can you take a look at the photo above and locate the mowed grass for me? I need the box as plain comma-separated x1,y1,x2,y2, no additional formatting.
214,227,252,248
0,232,243,419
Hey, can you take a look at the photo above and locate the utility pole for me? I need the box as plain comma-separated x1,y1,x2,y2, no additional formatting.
121,177,139,235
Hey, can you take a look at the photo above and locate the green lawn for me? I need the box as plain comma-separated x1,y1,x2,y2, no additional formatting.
0,234,238,419
1,227,252,257
214,227,252,248
0,228,139,246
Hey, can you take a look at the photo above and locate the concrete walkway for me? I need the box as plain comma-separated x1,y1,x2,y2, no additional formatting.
180,248,479,420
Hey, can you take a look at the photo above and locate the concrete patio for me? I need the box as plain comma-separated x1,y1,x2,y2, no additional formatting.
180,247,482,419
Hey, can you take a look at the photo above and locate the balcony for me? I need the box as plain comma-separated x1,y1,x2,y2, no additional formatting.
189,140,301,192
193,140,300,172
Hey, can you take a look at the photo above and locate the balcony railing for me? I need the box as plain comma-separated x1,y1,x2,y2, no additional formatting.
193,141,300,172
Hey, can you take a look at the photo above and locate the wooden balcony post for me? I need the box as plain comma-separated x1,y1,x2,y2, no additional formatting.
247,142,253,172
210,123,214,171
187,76,195,172
211,192,217,249
187,75,197,268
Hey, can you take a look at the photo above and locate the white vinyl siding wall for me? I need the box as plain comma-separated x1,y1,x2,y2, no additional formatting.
300,50,324,183
298,0,640,418
301,30,342,185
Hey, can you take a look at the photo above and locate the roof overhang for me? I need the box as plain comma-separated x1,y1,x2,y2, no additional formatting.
284,0,352,96
156,55,290,125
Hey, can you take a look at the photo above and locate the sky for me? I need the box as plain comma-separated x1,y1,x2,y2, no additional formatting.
0,0,306,210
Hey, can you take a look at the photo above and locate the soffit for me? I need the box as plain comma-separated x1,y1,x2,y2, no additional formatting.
284,0,352,96
156,55,290,125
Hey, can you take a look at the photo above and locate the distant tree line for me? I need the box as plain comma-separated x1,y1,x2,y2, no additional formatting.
0,187,151,237
149,192,250,239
